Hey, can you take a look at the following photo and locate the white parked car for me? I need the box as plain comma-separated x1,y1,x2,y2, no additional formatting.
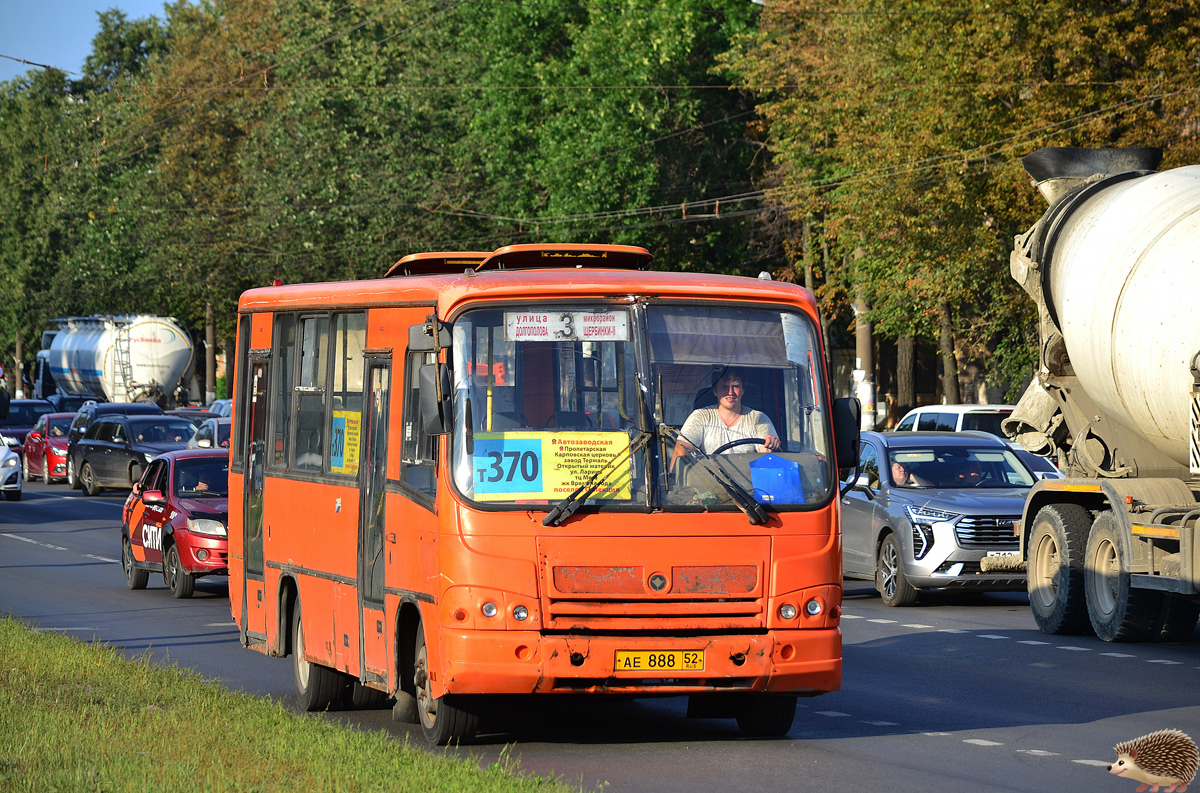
0,433,23,500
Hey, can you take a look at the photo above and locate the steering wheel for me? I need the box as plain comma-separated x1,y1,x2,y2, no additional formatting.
709,437,766,455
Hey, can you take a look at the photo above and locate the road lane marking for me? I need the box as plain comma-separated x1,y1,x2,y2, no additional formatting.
867,619,897,624
938,629,968,634
1057,646,1089,651
1073,760,1110,767
862,720,898,726
977,634,1008,639
964,739,1004,746
206,622,237,627
902,624,934,628
814,711,850,717
1017,749,1059,756
84,554,119,563
1147,659,1181,665
1101,652,1136,658
2,533,67,551
841,614,864,619
1019,640,1051,645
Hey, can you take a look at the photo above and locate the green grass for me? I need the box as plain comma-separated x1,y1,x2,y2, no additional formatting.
0,616,582,792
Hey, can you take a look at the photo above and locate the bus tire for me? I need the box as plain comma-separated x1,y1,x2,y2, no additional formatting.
292,603,342,711
414,626,478,745
123,534,148,590
347,680,388,709
735,695,797,738
164,544,194,599
1085,511,1161,642
1027,503,1091,635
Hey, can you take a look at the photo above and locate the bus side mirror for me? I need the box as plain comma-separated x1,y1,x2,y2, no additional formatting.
419,364,452,435
833,397,861,469
408,321,451,352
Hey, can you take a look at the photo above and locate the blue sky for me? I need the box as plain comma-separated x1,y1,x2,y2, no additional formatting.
0,0,172,84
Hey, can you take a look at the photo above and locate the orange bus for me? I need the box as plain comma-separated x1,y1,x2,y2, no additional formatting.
227,243,860,744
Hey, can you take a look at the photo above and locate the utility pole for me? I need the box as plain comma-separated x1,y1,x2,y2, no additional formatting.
852,248,875,430
205,303,217,405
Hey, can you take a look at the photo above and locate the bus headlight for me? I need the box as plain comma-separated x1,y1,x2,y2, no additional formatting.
187,518,227,537
481,602,498,618
778,603,797,620
513,605,529,621
805,599,823,616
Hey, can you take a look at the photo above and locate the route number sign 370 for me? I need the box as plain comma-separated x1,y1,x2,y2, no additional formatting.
472,431,633,502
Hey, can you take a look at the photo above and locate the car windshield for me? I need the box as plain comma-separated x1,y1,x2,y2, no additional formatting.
889,447,1035,489
5,403,53,425
128,418,197,444
47,418,71,436
448,302,835,512
174,458,229,497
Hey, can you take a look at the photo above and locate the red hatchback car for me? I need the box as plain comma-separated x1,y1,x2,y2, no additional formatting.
23,412,75,484
121,449,229,598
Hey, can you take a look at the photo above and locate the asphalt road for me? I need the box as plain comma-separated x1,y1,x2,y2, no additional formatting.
4,479,1200,793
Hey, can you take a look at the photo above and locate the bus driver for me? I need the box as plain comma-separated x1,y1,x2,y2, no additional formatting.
672,369,780,470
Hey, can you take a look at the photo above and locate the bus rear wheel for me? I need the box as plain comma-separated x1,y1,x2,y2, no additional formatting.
414,627,478,745
292,603,344,711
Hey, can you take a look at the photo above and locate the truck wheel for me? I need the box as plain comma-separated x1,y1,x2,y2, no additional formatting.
1155,597,1200,643
292,602,344,711
876,534,918,607
1027,504,1092,634
414,626,478,744
735,695,797,738
1085,511,1161,642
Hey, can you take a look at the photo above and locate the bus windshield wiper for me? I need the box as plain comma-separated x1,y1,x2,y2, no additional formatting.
543,431,652,527
659,424,769,526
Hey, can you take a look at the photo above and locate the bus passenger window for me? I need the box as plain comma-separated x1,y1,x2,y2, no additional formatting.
329,312,366,475
401,351,437,499
294,316,329,471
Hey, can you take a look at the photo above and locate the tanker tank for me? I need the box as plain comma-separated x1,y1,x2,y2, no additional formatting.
46,315,193,406
1006,147,1200,480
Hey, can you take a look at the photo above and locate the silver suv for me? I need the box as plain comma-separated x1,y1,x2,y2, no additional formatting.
841,431,1035,606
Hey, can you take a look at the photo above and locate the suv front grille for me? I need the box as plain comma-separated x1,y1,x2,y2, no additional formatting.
955,516,1019,549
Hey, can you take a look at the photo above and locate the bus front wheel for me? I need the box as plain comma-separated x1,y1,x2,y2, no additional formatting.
292,603,344,711
414,626,478,744
735,694,797,738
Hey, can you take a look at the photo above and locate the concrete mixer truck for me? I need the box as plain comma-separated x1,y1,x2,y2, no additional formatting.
997,146,1200,642
33,315,194,409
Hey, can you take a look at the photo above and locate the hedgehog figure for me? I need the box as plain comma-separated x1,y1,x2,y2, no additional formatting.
1108,729,1199,792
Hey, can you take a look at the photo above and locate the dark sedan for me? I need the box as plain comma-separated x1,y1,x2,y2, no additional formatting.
841,431,1036,606
121,449,229,598
75,415,197,496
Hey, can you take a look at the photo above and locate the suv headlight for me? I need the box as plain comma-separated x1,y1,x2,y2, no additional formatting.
904,505,961,561
187,518,227,537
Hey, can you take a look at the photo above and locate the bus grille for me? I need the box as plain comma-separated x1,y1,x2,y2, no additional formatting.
955,516,1020,549
544,597,764,632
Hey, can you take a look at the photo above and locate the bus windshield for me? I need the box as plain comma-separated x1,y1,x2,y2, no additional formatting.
449,303,834,511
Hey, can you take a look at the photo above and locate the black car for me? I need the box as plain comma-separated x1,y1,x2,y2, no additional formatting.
75,414,198,496
0,398,55,453
66,402,164,489
46,393,102,413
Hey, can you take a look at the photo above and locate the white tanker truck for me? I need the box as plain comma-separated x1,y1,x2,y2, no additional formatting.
997,146,1200,642
34,315,194,407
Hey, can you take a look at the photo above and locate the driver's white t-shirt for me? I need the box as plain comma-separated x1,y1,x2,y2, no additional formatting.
679,407,778,455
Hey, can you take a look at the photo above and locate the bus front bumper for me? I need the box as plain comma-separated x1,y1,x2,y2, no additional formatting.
438,629,841,696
